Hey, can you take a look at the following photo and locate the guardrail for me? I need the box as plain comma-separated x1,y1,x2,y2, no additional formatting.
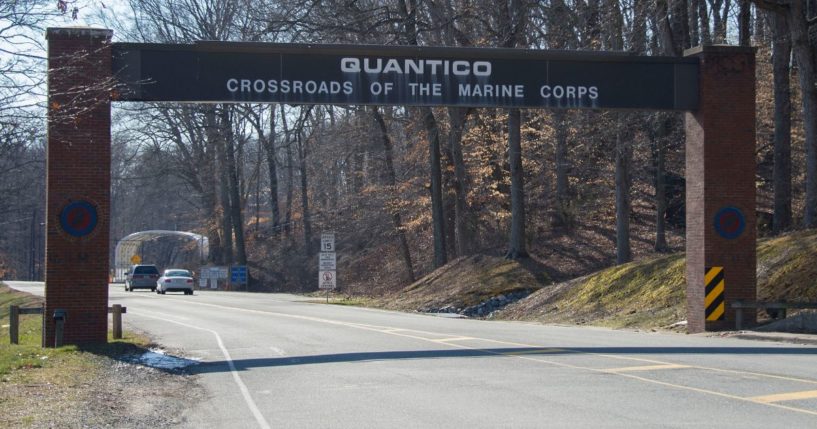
731,300,817,330
8,304,127,346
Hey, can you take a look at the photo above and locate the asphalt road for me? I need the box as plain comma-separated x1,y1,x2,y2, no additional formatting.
6,281,817,428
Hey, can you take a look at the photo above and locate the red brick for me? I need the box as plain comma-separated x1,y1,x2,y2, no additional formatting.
684,46,757,333
44,28,112,346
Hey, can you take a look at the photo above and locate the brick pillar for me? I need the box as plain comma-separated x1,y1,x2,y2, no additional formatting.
45,28,112,346
684,46,756,333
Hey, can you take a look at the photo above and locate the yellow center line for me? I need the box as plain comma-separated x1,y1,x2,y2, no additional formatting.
433,337,475,342
603,364,690,373
133,298,817,417
750,390,817,404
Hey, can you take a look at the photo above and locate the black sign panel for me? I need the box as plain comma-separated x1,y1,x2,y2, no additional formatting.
112,42,699,110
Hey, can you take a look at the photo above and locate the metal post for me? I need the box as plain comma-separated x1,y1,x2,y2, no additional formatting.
53,309,66,347
9,305,19,345
112,304,123,339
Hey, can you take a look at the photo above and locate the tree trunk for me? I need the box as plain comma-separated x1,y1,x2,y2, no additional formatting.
209,107,233,264
441,143,458,260
422,107,448,268
690,0,701,46
265,106,281,233
655,0,677,54
553,109,571,227
739,0,752,46
447,107,473,257
372,108,415,282
297,130,313,256
615,117,632,264
788,2,817,227
669,0,691,52
754,6,767,42
200,108,222,264
699,0,712,45
554,110,570,203
652,115,670,252
222,106,247,265
281,105,294,236
772,11,792,233
506,108,528,259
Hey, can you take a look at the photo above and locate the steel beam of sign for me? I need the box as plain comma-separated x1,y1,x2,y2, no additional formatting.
111,42,699,110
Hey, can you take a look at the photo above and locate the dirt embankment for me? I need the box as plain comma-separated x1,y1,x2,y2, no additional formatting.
373,254,550,316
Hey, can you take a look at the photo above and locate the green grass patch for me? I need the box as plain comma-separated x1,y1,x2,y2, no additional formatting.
501,229,817,329
0,283,156,428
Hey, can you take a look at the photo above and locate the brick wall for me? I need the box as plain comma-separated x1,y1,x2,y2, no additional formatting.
684,46,757,333
45,28,112,346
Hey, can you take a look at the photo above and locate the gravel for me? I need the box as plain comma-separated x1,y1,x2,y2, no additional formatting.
420,289,534,319
0,348,202,428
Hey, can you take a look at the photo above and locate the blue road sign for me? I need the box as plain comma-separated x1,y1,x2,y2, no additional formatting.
230,265,248,284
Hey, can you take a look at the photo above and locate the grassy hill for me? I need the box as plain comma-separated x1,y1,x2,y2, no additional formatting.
373,230,817,330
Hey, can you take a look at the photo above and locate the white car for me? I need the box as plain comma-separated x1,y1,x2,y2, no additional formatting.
156,269,194,295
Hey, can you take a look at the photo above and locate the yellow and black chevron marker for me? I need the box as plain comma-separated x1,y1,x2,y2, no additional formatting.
705,266,725,321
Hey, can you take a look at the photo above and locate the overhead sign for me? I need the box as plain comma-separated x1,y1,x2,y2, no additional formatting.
319,270,336,289
111,42,698,110
319,252,336,270
321,233,335,252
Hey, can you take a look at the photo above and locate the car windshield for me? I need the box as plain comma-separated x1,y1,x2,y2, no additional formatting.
134,266,159,275
165,270,191,277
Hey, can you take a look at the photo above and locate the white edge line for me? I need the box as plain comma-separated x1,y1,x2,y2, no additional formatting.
134,310,271,429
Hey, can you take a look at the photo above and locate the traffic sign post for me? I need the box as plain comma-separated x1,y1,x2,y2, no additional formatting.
319,270,336,303
319,232,337,302
319,270,336,289
319,252,336,270
321,233,335,252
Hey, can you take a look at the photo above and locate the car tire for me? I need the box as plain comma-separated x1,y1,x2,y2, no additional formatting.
151,288,156,292
125,283,130,292
161,290,166,295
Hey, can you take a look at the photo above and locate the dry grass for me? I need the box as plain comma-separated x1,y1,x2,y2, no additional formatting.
372,254,550,312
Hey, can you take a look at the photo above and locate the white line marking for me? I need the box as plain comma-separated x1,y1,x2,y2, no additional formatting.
134,310,271,429
126,296,817,418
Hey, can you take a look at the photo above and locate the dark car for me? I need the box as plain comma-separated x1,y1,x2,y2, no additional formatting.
125,264,159,292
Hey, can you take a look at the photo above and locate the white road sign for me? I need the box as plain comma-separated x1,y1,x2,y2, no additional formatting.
321,232,335,252
319,270,336,289
319,252,336,270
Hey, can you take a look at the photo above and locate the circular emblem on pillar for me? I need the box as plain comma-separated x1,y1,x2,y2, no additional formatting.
59,200,99,238
713,206,745,240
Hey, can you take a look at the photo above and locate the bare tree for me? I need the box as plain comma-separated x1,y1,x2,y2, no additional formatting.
754,1,817,227
770,11,793,233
